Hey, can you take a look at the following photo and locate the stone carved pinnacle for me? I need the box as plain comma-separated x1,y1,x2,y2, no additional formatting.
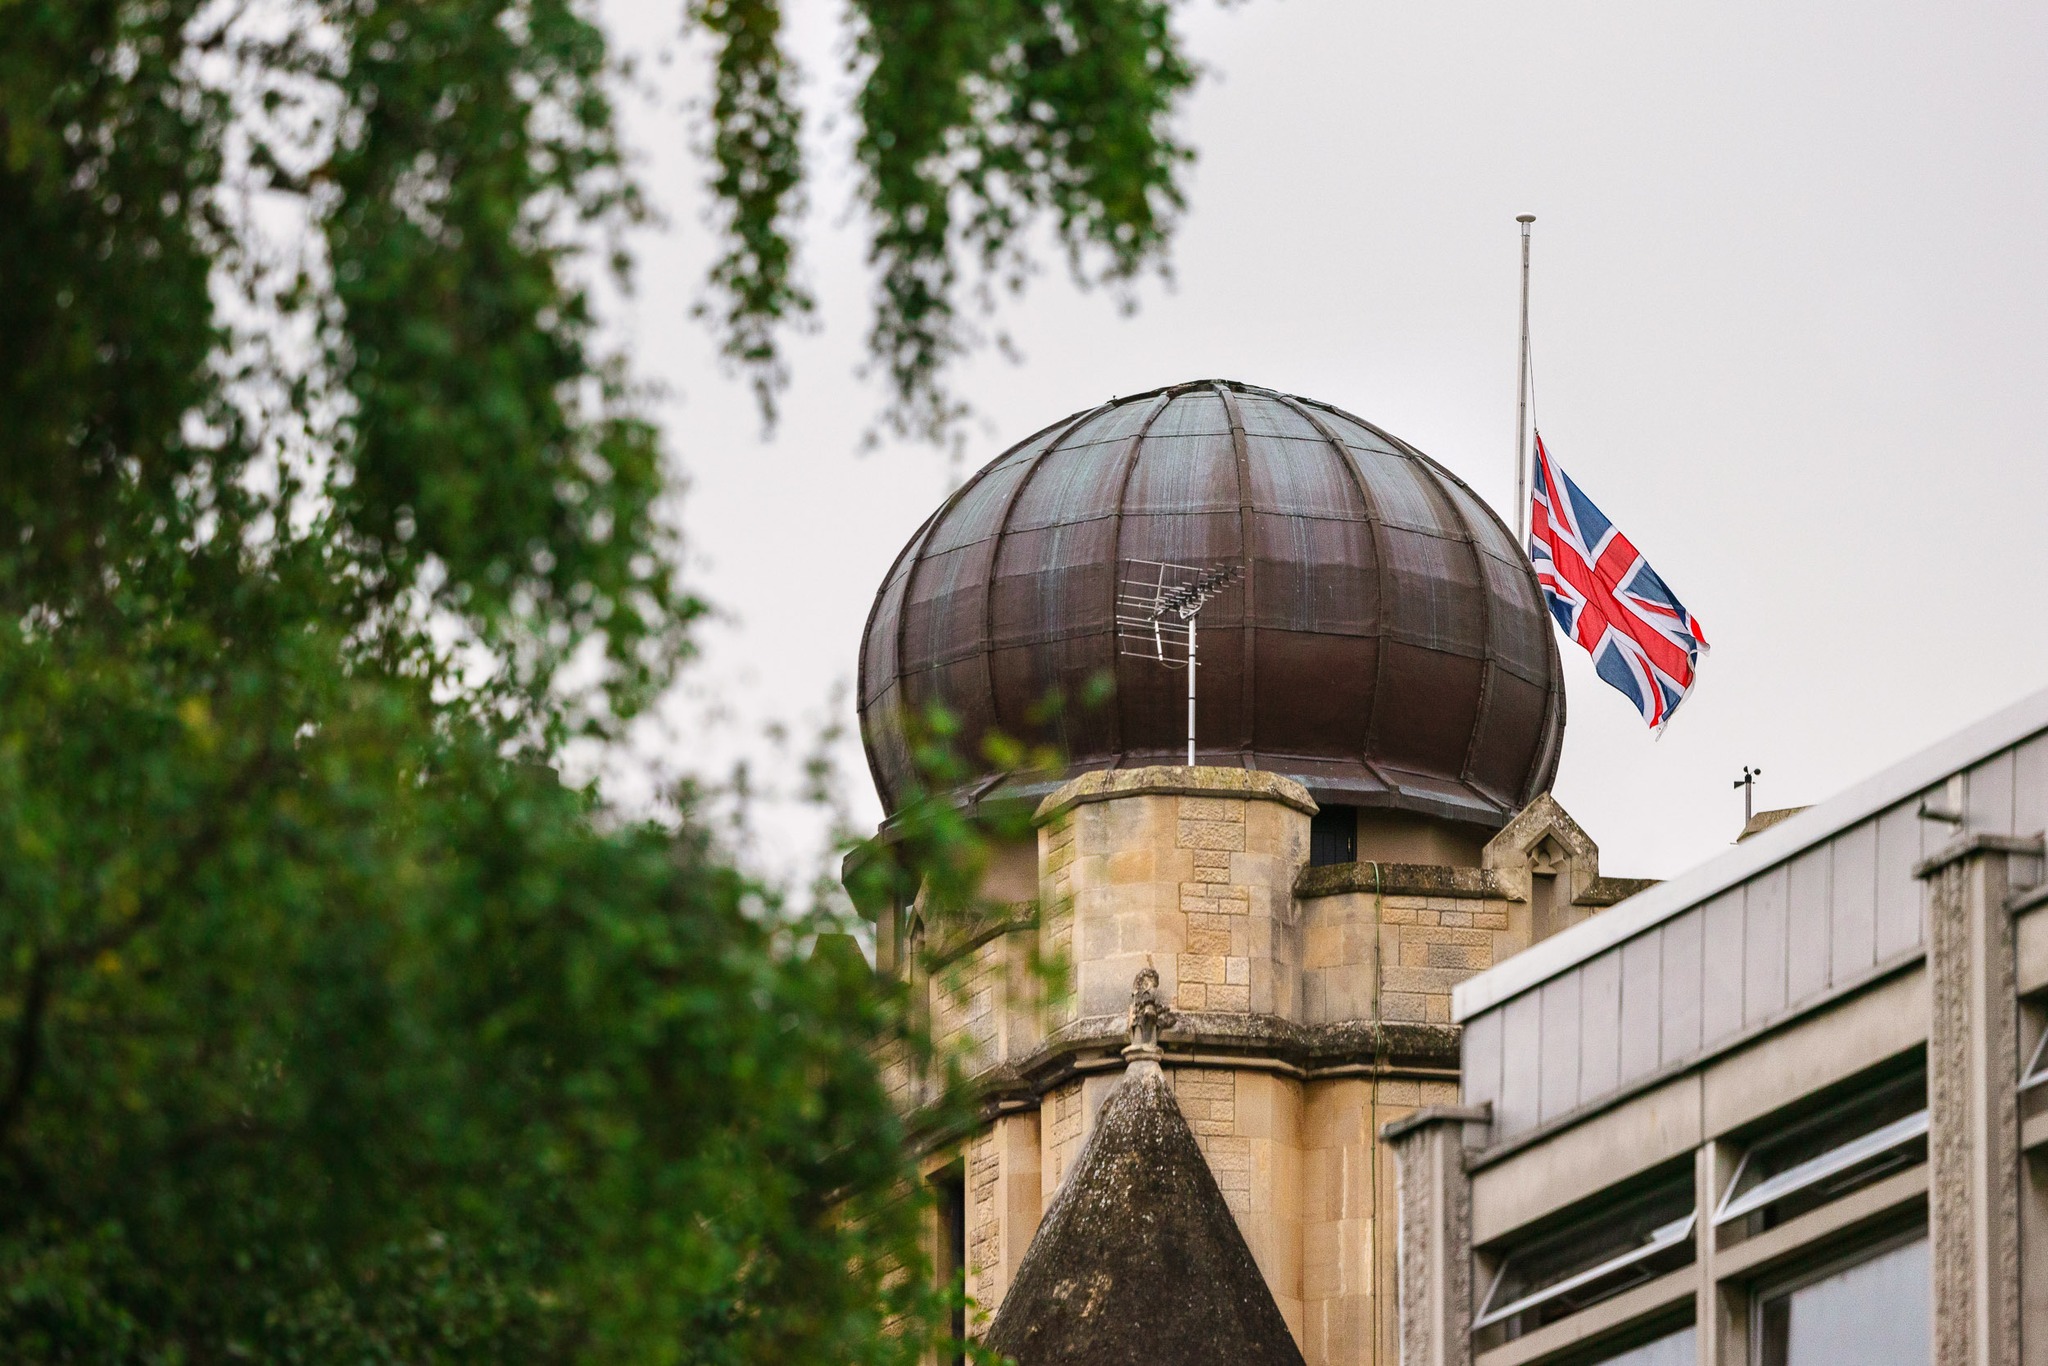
1124,967,1174,1067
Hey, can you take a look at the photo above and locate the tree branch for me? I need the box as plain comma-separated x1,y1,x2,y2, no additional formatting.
0,953,53,1143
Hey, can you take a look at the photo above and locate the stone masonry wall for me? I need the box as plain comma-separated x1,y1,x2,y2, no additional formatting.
907,774,1622,1364
1174,1067,1305,1340
1034,768,1311,1023
964,1109,1041,1330
930,936,1005,1076
1301,1076,1461,1366
1177,798,1254,1013
1301,890,1527,1026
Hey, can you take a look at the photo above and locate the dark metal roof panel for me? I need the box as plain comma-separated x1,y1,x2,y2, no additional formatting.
857,379,1566,823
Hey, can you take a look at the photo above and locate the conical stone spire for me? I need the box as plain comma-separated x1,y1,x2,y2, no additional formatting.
983,971,1306,1366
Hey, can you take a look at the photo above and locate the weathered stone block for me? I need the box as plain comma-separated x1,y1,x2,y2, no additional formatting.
1178,795,1246,824
1181,890,1250,917
1177,819,1247,851
1304,923,1344,969
1209,983,1252,1011
1380,990,1426,1022
1424,940,1488,971
1106,847,1160,882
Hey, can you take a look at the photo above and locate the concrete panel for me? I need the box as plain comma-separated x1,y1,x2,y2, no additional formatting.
2018,902,2048,997
1498,991,1542,1136
1830,821,1879,982
1579,949,1622,1104
1619,929,1664,1085
1660,909,1704,1067
1463,1009,1505,1116
1743,864,1789,1026
1538,972,1583,1122
1786,845,1831,1004
1969,748,2015,833
1874,802,1925,959
1470,1073,1703,1245
1702,891,1746,1046
2016,733,2048,838
1701,964,1928,1141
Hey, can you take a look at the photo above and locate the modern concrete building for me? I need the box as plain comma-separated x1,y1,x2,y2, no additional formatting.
851,381,1654,1364
1389,686,2048,1366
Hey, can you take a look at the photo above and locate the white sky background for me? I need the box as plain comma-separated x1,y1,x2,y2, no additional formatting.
591,0,2048,890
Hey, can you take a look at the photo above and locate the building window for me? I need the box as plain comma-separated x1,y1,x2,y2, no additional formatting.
2022,1010,2048,1148
1308,804,1356,866
1474,1168,1696,1341
1714,1066,1925,1235
934,1164,966,1364
2023,1022,2048,1094
1587,1324,1696,1365
1753,1233,1929,1366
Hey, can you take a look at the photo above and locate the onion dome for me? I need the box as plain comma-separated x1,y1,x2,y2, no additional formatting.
857,379,1564,827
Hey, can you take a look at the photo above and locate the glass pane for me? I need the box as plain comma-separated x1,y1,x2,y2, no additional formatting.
1478,1172,1695,1338
1594,1325,1696,1366
1723,1067,1925,1230
1307,805,1356,867
1757,1237,1929,1366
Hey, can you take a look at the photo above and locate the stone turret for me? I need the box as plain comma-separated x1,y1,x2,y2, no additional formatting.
852,381,1651,1364
881,767,1643,1364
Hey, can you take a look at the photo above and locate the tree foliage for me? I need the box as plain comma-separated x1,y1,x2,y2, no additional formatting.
0,0,1192,1357
694,0,1197,439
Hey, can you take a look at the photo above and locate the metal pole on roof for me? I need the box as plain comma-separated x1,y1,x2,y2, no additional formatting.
1515,214,1536,543
1115,559,1240,770
1735,765,1762,823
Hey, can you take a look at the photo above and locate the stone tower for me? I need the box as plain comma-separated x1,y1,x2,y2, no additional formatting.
850,381,1648,1364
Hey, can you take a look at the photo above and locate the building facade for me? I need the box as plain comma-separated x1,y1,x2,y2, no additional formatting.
1390,686,2048,1366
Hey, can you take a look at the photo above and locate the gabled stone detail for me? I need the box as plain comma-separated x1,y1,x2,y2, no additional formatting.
1483,791,1603,904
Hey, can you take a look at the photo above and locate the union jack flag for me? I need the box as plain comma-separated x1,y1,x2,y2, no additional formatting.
1528,434,1708,732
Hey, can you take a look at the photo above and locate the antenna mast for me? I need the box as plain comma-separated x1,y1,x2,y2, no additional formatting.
1515,213,1536,541
1116,560,1244,766
1734,765,1763,823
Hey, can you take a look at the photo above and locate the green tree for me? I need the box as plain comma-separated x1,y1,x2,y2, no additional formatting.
0,0,1194,1359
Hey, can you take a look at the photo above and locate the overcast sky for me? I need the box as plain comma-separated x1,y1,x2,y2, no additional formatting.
591,0,2048,891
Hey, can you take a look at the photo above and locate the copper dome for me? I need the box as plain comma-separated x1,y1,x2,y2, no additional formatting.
858,380,1564,826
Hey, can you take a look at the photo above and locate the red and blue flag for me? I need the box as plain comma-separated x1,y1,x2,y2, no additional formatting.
1528,434,1708,732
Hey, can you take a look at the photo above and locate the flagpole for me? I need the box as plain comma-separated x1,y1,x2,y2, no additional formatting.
1514,214,1535,543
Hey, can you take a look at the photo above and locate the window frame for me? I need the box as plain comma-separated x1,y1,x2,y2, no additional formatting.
1472,1202,1697,1334
1712,1107,1928,1229
2021,1022,2048,1094
1747,1226,1930,1366
1710,1063,1928,1234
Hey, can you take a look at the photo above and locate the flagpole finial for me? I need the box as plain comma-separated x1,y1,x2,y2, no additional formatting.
1516,213,1536,224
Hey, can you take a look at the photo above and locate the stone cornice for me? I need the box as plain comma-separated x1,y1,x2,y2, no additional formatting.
1293,861,1657,908
927,900,1037,965
1294,862,1503,901
964,1012,1462,1115
1580,875,1659,907
1034,765,1319,825
1914,831,2045,880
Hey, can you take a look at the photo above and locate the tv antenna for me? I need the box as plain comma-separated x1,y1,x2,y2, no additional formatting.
1116,559,1244,767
